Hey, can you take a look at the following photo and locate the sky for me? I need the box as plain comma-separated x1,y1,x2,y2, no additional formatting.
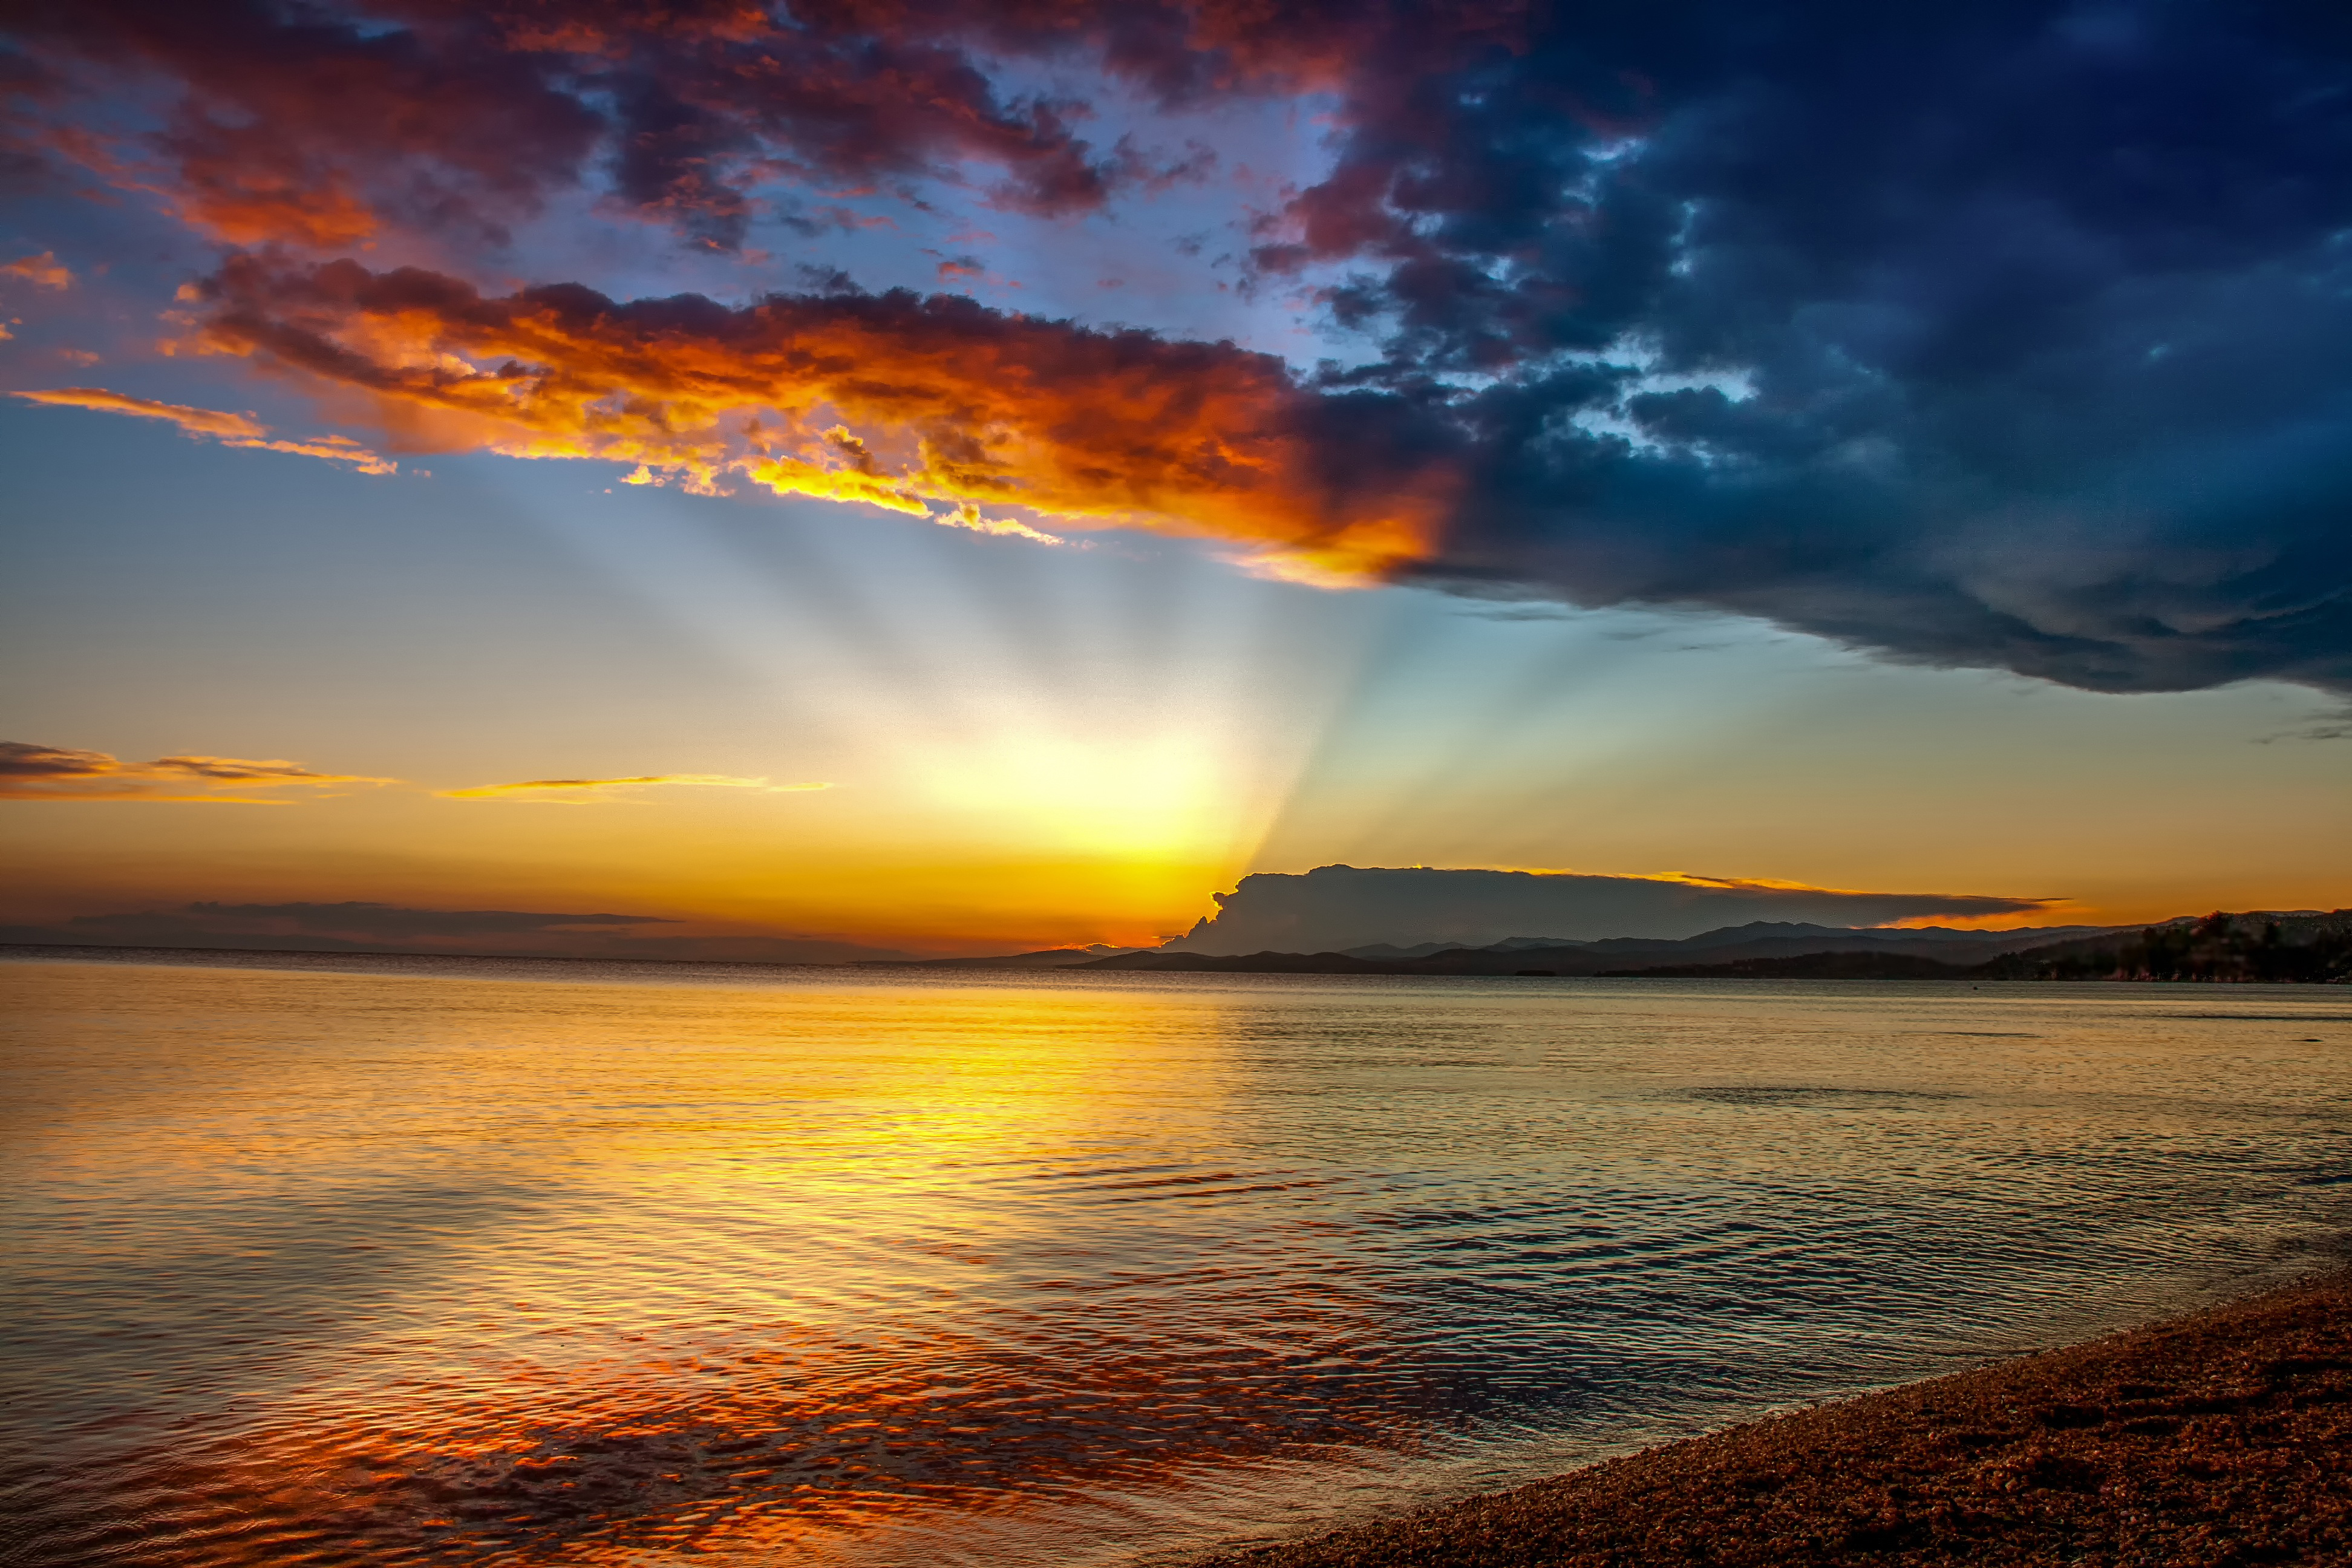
1,0,2348,957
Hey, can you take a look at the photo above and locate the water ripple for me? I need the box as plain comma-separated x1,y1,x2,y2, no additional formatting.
2,956,2347,1566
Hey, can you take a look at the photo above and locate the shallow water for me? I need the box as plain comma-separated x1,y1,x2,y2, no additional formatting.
4,950,2348,1567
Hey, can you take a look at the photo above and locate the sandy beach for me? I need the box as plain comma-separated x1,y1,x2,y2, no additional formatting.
1197,1269,2352,1568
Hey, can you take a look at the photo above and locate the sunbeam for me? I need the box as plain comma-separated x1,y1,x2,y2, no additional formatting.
7,7,2352,1566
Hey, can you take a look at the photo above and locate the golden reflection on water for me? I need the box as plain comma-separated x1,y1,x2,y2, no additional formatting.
6,964,1416,1565
5,956,2350,1567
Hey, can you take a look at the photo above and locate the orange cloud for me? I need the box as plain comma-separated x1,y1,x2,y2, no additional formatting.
10,387,397,474
190,258,1464,581
13,386,264,439
0,740,396,802
438,774,832,802
2,251,73,289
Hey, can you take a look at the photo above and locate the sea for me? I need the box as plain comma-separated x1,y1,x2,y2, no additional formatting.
4,949,2348,1567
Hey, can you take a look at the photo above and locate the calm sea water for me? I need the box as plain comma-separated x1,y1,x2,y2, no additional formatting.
4,951,2348,1567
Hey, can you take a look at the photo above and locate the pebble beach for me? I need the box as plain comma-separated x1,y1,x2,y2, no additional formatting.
1198,1270,2352,1568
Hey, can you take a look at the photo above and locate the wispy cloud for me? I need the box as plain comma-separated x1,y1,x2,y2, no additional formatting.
10,387,396,474
2255,707,2352,744
0,740,397,802
14,387,263,439
437,774,833,803
2,252,72,290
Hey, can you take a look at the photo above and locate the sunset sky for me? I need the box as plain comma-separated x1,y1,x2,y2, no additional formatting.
2,1,2347,955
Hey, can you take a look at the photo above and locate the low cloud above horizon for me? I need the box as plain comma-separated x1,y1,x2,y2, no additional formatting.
1172,866,2061,955
0,740,394,802
0,900,914,964
0,743,834,808
439,774,833,802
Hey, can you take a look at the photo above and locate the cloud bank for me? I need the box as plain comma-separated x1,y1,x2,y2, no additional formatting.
11,2,2351,690
1171,865,2055,953
187,258,1455,582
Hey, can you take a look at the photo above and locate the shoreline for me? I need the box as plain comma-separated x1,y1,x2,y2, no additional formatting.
1193,1269,2352,1567
8,941,2348,990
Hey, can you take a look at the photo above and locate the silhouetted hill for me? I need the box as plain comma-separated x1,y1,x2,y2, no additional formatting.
1074,910,2352,981
1083,921,2130,977
1083,950,1395,973
1599,952,1976,979
855,945,1146,970
1976,910,2352,982
1599,909,2352,981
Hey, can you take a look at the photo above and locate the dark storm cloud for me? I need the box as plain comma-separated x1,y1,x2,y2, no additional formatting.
9,1,2350,691
1223,1,2352,691
1027,0,2352,691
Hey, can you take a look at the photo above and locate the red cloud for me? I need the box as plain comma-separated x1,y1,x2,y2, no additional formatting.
191,256,1465,581
8,1,1526,253
2,250,73,289
13,0,1339,252
15,1,601,247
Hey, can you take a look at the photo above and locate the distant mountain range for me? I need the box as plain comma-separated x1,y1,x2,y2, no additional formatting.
858,943,1148,970
858,920,2116,973
1612,910,2352,981
873,911,2352,982
1334,920,2122,967
1076,920,2115,976
1030,920,2120,976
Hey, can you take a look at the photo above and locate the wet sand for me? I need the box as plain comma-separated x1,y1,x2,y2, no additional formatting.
1198,1270,2351,1567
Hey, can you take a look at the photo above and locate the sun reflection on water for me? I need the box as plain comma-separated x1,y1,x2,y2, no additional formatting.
5,956,2349,1567
7,967,1427,1564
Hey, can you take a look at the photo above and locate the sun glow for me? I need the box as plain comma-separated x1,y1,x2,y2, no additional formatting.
909,731,1247,865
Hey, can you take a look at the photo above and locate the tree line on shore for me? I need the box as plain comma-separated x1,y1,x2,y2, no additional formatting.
1977,910,2352,983
1063,909,2352,981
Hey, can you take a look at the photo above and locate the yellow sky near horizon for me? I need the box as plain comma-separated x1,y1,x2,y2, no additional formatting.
4,425,2348,954
5,633,2346,952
